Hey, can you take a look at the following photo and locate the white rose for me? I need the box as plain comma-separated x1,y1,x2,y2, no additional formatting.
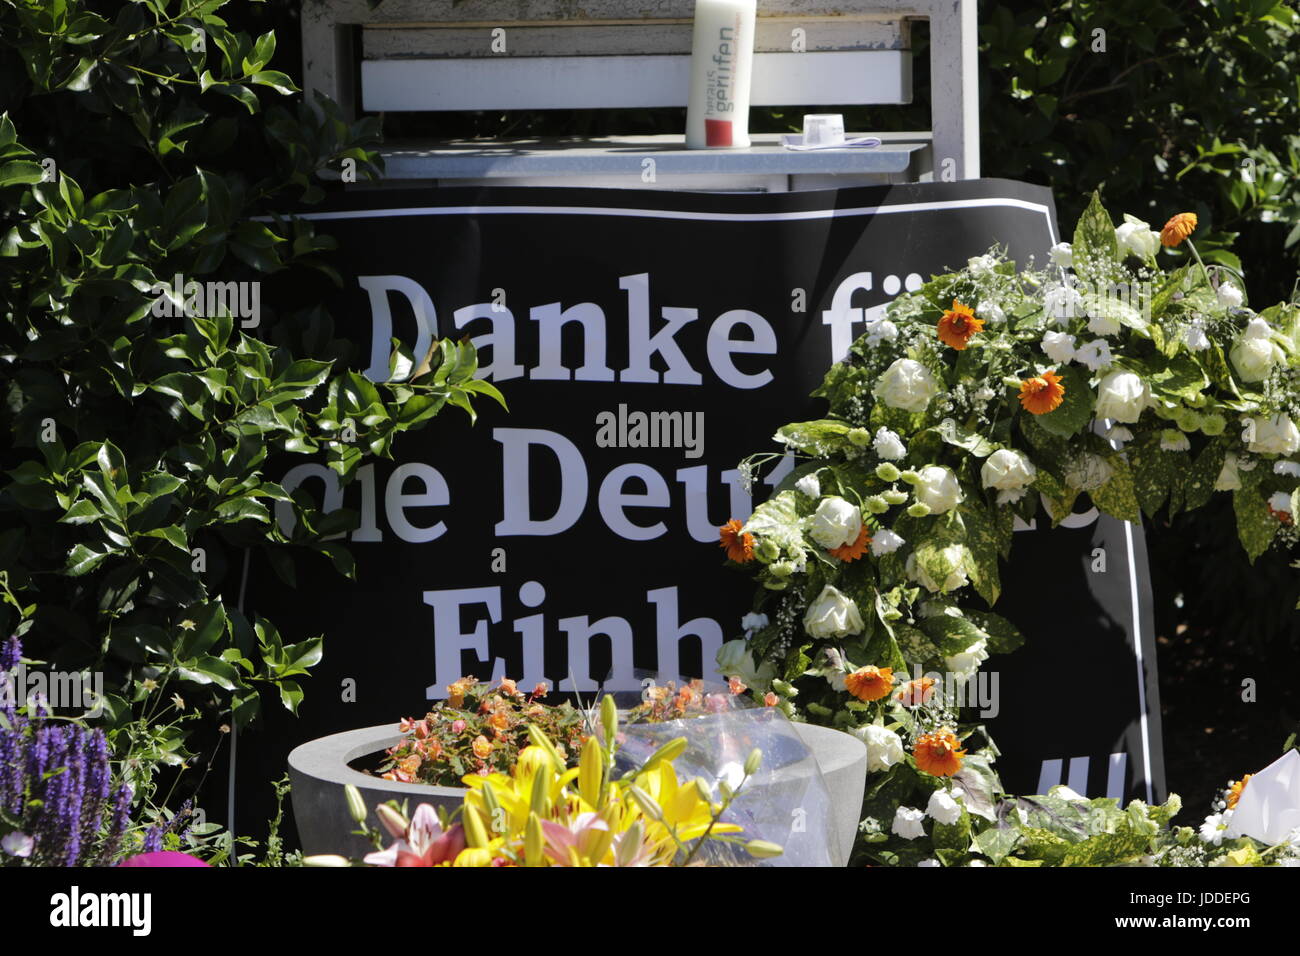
794,473,821,499
870,528,905,557
981,449,1036,491
913,465,964,514
1184,319,1211,352
1215,455,1242,491
1048,241,1073,269
1246,414,1300,456
967,254,996,275
1044,283,1083,324
1075,338,1114,372
1041,330,1076,364
892,806,927,841
808,496,862,549
1216,282,1243,309
875,358,940,414
803,585,864,639
873,426,907,460
854,724,905,773
1095,370,1151,423
906,547,970,594
926,789,963,825
1115,215,1161,260
1231,320,1285,382
945,638,988,681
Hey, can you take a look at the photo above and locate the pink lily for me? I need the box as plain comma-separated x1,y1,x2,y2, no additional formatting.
364,804,465,867
540,812,611,866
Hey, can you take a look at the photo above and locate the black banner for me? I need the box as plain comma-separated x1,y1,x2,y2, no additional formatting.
234,179,1164,838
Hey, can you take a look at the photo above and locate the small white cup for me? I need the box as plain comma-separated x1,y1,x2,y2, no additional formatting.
802,114,846,147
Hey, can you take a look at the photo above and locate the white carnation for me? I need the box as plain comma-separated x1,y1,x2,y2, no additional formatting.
1274,461,1300,478
1216,282,1243,309
1041,330,1077,364
873,427,907,460
870,528,905,556
1184,319,1211,352
1075,339,1114,372
926,789,964,825
892,806,927,841
1048,241,1073,269
864,317,900,347
1269,491,1292,515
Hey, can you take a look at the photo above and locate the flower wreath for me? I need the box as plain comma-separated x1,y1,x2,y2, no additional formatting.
716,194,1300,867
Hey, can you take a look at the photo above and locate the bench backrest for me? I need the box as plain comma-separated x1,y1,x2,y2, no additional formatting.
302,0,978,179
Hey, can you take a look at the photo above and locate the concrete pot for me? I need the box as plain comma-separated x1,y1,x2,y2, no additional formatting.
289,720,867,863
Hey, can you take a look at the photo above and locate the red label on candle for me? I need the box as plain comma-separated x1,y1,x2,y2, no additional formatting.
705,119,733,147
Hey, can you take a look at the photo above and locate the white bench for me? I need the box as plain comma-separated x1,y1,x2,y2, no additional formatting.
301,0,979,190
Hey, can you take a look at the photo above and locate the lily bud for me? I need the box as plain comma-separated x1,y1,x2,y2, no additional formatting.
344,784,367,826
627,785,665,822
525,812,544,867
375,802,409,839
579,735,604,807
601,693,618,744
745,839,785,859
744,748,763,777
302,854,351,867
639,736,687,774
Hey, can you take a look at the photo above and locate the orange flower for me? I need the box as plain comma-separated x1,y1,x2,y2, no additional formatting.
1226,774,1252,810
399,754,422,776
844,665,894,702
1018,369,1065,415
896,677,936,707
531,682,548,698
447,677,475,708
1160,212,1198,248
913,728,966,777
728,676,747,695
498,677,518,696
488,711,510,733
719,518,755,563
763,692,779,707
937,300,985,350
828,525,872,562
471,734,493,759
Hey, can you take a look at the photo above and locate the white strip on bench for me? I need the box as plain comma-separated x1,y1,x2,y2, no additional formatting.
361,51,911,111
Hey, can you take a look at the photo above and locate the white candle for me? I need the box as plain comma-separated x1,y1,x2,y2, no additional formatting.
685,0,756,149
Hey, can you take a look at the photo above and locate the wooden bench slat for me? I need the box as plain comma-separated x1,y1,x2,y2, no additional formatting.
362,19,909,59
362,51,911,111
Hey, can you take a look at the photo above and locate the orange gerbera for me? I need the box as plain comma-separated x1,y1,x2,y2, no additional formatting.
1018,369,1065,415
913,728,966,777
896,677,937,707
937,300,985,350
719,518,755,563
1226,774,1252,810
828,525,872,562
844,665,894,702
1160,212,1198,248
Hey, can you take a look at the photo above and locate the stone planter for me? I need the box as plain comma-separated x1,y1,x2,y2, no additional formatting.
289,720,867,863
